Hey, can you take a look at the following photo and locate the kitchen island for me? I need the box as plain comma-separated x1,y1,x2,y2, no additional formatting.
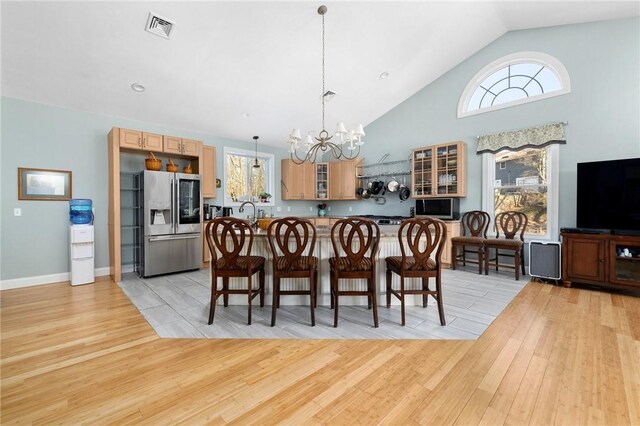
204,221,460,306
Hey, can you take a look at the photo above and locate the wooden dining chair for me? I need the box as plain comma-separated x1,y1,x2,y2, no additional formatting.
267,217,318,326
385,217,447,326
329,218,380,328
204,217,265,325
484,211,528,280
451,211,491,274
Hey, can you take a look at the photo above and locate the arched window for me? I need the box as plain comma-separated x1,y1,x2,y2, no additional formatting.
458,52,570,118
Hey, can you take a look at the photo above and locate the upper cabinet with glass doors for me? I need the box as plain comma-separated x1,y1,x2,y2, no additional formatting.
412,141,466,198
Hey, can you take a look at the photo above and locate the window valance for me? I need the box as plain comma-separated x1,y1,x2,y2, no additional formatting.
476,122,566,154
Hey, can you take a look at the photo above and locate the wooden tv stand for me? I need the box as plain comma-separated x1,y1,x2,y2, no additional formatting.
561,232,640,290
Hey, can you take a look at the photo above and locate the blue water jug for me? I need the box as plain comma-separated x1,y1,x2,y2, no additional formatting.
70,199,93,224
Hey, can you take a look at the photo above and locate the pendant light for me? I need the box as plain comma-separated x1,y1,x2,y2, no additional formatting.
253,136,260,168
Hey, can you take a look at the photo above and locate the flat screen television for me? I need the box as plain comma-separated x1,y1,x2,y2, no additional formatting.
576,157,640,233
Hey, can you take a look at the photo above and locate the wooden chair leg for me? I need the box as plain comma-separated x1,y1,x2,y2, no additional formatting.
270,277,279,327
259,269,265,307
247,274,252,326
309,272,316,326
400,276,406,326
333,275,339,328
495,250,499,272
515,249,521,281
451,244,457,270
330,272,335,309
367,292,372,310
208,275,217,325
370,276,379,328
422,277,429,308
462,248,466,266
386,268,392,308
485,247,490,275
436,272,446,326
521,250,526,276
478,247,483,275
314,268,319,308
223,277,229,307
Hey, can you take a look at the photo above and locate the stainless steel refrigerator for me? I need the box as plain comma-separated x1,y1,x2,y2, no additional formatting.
138,170,202,277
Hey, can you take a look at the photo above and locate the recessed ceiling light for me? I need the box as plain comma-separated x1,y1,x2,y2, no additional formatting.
131,83,145,92
242,113,250,118
379,72,389,79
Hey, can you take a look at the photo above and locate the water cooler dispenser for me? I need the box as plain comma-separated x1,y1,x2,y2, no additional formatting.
70,225,95,285
69,199,95,285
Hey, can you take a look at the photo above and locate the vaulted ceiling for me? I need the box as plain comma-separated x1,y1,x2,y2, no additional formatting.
2,1,638,146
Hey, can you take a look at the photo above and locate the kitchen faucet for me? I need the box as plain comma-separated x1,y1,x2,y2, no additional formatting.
238,201,257,228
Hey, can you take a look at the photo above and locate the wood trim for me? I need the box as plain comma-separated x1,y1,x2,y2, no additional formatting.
202,145,216,198
108,128,121,283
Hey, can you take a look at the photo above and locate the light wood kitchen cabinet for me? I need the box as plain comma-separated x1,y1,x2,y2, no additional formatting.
315,163,329,200
329,160,357,200
119,129,163,152
441,221,461,267
202,145,217,198
281,159,315,200
108,127,204,284
164,136,200,156
412,141,466,198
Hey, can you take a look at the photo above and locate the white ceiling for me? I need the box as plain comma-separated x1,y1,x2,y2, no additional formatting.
2,1,638,147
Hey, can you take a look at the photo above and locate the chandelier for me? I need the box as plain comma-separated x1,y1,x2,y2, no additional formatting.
287,5,365,165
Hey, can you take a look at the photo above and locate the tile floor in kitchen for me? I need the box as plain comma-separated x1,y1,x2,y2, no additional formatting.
119,267,530,340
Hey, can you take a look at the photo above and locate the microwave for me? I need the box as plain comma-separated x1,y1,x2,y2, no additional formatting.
415,198,460,220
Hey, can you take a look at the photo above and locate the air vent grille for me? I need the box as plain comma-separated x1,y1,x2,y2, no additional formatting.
145,12,175,39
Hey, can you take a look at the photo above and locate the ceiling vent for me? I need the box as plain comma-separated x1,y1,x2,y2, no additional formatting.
145,12,175,39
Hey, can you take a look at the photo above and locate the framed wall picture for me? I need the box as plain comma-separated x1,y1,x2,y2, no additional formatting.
18,168,72,201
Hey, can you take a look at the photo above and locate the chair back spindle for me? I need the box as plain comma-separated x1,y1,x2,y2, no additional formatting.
494,212,528,240
461,210,491,238
331,218,380,271
398,218,447,271
205,217,254,270
267,217,316,271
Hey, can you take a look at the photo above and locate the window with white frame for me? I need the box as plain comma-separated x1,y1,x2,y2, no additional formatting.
458,52,571,118
223,147,275,206
482,145,559,240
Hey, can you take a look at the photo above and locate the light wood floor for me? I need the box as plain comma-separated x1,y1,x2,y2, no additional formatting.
1,279,639,425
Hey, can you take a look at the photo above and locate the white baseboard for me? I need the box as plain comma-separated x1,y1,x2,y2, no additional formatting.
0,267,111,291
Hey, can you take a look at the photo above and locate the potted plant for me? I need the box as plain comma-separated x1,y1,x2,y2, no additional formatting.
259,192,271,203
317,203,327,217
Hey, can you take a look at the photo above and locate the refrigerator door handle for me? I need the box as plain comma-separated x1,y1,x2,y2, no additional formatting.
174,177,180,233
148,234,200,242
171,178,176,233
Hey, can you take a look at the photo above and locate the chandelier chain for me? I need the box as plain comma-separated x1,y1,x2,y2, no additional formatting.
321,11,325,132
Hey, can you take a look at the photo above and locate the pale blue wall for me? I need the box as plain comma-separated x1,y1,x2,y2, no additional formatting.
328,17,640,221
0,98,314,280
2,17,639,280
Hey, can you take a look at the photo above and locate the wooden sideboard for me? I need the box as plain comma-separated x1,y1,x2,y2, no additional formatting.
561,232,640,290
